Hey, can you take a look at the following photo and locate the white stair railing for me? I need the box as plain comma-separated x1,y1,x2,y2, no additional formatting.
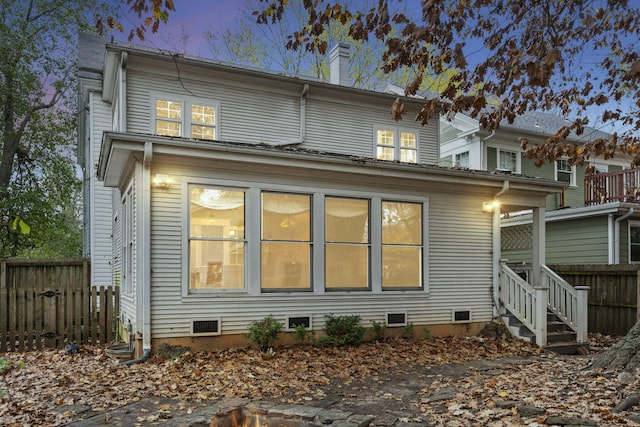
542,265,589,343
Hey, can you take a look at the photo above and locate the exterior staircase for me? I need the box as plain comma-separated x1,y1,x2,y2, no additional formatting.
499,262,589,354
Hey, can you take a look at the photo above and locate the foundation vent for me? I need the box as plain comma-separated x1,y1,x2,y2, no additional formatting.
190,319,221,336
287,316,311,330
452,310,472,323
386,312,407,327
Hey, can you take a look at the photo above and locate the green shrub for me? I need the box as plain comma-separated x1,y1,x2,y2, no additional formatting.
323,314,365,346
422,327,432,340
246,315,283,352
401,322,414,339
292,323,312,345
370,320,387,342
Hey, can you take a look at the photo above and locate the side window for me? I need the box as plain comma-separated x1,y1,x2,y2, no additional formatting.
556,159,575,185
498,149,518,173
376,128,418,163
154,97,218,140
455,151,470,168
381,201,423,289
630,224,640,263
189,187,245,290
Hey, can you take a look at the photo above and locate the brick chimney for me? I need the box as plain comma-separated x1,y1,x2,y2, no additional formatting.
329,43,351,86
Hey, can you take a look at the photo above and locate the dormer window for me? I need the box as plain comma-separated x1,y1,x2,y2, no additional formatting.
154,97,218,140
376,128,418,163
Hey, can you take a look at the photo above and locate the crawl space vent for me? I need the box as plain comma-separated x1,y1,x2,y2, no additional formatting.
190,319,221,336
386,312,407,327
452,310,472,323
287,316,311,330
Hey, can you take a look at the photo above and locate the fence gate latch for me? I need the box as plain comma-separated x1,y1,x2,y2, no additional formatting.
40,290,60,298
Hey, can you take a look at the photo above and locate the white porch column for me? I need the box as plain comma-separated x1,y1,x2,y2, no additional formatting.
531,206,546,286
534,286,548,347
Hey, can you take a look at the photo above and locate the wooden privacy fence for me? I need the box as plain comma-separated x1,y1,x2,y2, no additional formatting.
0,258,120,352
550,264,640,336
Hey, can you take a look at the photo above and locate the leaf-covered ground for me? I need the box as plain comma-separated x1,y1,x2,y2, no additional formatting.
0,334,636,426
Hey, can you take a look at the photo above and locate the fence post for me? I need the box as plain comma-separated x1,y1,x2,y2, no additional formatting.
575,286,590,343
637,270,640,322
535,286,548,347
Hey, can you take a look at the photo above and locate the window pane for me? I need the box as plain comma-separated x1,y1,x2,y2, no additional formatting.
382,246,421,288
156,99,181,119
557,171,572,183
377,129,394,146
262,193,311,241
499,151,517,172
325,197,369,243
156,120,181,137
400,148,417,163
377,146,394,161
190,189,245,238
190,241,244,289
631,227,640,244
192,124,216,140
261,243,311,289
456,151,470,168
192,104,215,124
382,202,422,245
400,132,416,148
557,159,571,172
325,245,369,288
632,244,640,262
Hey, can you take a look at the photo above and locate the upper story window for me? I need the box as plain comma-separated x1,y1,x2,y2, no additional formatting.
455,151,470,168
376,128,418,163
556,159,576,186
498,149,518,173
154,97,218,140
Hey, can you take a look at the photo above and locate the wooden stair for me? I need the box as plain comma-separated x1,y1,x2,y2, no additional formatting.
503,311,588,355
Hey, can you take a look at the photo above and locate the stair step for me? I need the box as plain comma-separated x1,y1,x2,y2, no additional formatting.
547,330,577,343
544,341,588,355
547,321,569,333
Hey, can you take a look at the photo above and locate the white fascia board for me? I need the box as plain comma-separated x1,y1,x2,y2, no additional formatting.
502,202,625,226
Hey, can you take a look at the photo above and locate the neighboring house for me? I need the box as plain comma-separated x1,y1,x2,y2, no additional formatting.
78,34,582,356
440,110,640,265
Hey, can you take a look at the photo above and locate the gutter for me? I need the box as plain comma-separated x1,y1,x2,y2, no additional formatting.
614,208,634,264
274,83,309,146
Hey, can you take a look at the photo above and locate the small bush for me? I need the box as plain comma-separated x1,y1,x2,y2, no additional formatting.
323,314,365,346
422,327,432,340
401,322,414,339
370,320,387,342
246,315,283,352
292,323,312,345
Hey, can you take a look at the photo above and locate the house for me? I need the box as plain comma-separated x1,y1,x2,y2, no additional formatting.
78,34,584,356
440,110,640,265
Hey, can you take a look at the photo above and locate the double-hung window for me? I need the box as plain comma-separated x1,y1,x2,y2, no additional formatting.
455,151,470,168
498,149,518,173
261,192,312,290
382,201,423,288
376,128,418,163
154,97,218,140
556,159,576,185
189,187,245,290
630,223,640,263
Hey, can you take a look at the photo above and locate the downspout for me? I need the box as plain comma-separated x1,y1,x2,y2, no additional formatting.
276,83,309,146
122,142,153,366
614,208,634,264
492,181,509,316
608,214,615,264
481,130,495,171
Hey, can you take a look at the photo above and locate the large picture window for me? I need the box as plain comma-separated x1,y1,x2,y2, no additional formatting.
325,197,370,289
155,98,217,140
261,192,312,290
382,201,423,288
189,187,245,289
376,128,418,163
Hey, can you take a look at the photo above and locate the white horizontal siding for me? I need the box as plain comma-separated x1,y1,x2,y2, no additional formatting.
147,159,495,339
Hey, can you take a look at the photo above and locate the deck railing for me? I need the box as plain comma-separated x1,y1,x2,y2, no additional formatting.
585,168,640,206
542,265,589,342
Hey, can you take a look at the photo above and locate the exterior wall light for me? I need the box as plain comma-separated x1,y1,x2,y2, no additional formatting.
152,174,171,189
483,200,500,212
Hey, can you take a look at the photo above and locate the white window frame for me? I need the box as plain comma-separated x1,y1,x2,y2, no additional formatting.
496,148,520,173
454,151,470,168
181,178,429,298
555,159,576,186
121,185,134,295
629,221,640,264
374,127,419,163
152,94,220,140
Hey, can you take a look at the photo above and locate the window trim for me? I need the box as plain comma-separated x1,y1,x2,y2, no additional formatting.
454,151,470,168
496,148,520,173
374,126,419,163
629,221,640,264
555,158,576,186
181,177,429,298
151,94,220,140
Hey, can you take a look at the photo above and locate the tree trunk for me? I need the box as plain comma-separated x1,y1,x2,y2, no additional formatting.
592,320,640,371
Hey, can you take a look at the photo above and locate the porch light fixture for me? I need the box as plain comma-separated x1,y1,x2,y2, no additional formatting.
152,174,171,189
483,200,500,212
